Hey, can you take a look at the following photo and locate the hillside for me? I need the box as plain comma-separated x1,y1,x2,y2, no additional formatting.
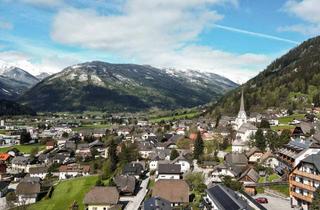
0,100,36,116
0,61,40,100
19,61,237,112
212,35,320,115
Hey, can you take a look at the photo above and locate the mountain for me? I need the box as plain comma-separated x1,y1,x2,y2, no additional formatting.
36,72,50,80
212,36,320,115
19,61,237,112
0,62,40,100
0,100,36,116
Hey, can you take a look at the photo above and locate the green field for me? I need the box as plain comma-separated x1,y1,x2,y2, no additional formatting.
267,173,280,182
72,124,110,131
28,176,98,210
271,125,295,131
149,111,199,123
0,143,45,154
269,184,289,197
277,114,305,124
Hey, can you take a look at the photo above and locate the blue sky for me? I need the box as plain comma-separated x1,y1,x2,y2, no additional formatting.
0,0,319,82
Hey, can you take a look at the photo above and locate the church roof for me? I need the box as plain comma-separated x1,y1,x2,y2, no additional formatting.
240,89,245,112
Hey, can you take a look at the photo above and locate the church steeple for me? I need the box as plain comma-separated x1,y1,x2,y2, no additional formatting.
240,89,245,112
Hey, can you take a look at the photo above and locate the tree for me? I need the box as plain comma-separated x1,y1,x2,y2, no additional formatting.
185,172,207,193
311,187,320,210
118,143,140,165
20,130,31,144
259,119,270,129
62,132,69,138
6,191,16,208
313,92,320,107
102,159,112,179
254,129,267,151
265,130,279,151
108,139,118,171
222,176,243,191
193,131,204,160
177,138,191,149
170,149,179,160
279,129,291,147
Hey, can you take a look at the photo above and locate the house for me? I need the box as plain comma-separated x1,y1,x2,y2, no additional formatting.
238,167,260,195
123,162,145,179
259,151,279,169
157,164,182,180
59,164,90,179
46,140,55,150
289,152,320,210
0,153,12,162
152,180,189,206
11,156,34,173
16,179,41,205
0,181,9,197
170,156,191,173
143,196,172,210
29,166,48,179
113,175,136,195
246,147,263,163
224,153,248,175
204,184,254,210
83,186,121,210
210,164,237,183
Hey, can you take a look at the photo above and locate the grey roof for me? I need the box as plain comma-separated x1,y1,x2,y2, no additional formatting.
16,182,41,195
238,168,259,183
83,187,119,205
143,196,172,210
11,156,31,165
238,123,257,133
206,184,253,210
123,162,144,176
225,153,248,165
114,175,136,194
158,164,181,174
29,166,48,174
300,152,320,172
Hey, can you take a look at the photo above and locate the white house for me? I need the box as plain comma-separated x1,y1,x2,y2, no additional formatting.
58,164,90,180
156,164,182,180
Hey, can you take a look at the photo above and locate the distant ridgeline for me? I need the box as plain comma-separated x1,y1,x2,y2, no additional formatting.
0,100,36,116
211,35,320,115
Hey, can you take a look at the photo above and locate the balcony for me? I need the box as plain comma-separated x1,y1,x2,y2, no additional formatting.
291,191,313,203
292,169,320,181
290,180,316,192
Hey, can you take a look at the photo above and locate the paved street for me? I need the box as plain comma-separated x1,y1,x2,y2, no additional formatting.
254,194,291,210
120,174,150,210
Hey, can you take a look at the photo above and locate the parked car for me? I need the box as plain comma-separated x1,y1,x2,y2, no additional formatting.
255,197,268,203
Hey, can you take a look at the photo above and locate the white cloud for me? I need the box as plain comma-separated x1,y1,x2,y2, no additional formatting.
0,51,79,75
280,0,320,35
50,0,274,82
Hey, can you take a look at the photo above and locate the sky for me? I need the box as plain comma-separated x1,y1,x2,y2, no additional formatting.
0,0,319,83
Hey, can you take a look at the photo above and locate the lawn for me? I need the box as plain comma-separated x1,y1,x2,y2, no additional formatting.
0,143,45,154
271,125,295,131
277,114,305,124
224,145,232,153
28,176,98,210
267,173,280,182
269,184,289,197
149,111,199,123
72,124,110,131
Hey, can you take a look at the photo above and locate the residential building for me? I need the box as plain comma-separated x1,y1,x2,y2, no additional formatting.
143,196,172,210
156,164,182,180
83,187,121,210
289,152,320,210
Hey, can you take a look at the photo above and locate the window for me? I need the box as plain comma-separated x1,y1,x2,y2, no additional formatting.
92,208,97,210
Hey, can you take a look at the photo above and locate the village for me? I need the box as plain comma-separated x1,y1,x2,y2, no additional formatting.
0,92,319,210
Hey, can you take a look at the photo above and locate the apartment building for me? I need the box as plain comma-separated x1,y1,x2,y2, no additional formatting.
289,152,320,210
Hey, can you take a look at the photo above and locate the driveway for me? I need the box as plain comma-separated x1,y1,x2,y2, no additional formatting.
120,174,150,210
253,194,291,210
192,160,213,185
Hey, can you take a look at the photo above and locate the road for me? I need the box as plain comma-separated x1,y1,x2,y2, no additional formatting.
253,194,291,210
120,174,150,210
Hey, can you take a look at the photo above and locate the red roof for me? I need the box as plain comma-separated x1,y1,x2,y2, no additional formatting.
0,153,11,161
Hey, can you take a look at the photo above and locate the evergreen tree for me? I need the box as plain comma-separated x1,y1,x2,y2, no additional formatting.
108,139,118,171
193,131,204,160
313,92,320,107
255,129,266,151
170,149,179,160
265,130,279,151
259,119,270,129
311,187,320,210
20,130,31,144
279,129,291,147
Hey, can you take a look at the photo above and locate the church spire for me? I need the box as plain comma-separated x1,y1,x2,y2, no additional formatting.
240,89,245,112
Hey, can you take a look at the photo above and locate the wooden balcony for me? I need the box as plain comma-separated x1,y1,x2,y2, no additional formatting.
292,169,320,181
290,180,316,192
291,191,313,203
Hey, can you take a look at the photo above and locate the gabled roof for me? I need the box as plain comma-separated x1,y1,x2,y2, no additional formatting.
152,180,189,203
238,167,259,183
300,152,320,172
114,175,136,193
83,187,119,205
206,184,253,210
16,182,41,195
158,164,181,174
144,196,172,210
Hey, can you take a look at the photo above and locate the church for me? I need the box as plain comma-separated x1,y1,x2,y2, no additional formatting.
232,90,257,153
